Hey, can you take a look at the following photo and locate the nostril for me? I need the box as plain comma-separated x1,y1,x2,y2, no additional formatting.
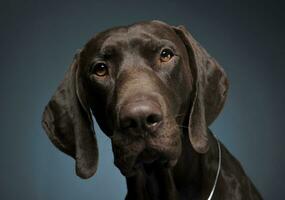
146,114,162,127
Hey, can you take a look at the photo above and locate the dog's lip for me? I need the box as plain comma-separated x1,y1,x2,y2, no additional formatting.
132,149,179,175
136,148,159,163
119,167,138,177
118,155,178,177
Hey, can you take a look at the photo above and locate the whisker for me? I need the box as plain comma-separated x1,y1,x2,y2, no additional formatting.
163,113,186,120
176,125,189,129
174,114,186,119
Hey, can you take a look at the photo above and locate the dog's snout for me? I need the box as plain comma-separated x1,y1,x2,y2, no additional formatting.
119,101,162,134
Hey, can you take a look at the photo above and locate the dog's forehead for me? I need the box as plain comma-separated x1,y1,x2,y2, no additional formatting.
112,22,176,40
87,22,181,52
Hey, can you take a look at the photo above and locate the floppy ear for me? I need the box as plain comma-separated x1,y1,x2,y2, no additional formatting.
42,50,98,179
173,25,229,153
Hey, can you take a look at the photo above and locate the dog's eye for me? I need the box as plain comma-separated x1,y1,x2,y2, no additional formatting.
91,63,108,77
160,48,174,62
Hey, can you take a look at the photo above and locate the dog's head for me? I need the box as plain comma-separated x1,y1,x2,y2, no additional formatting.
42,21,228,178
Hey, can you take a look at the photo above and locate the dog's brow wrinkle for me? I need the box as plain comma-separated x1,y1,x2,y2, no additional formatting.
101,46,116,54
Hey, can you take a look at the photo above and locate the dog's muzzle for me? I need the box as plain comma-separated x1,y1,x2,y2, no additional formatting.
111,94,181,177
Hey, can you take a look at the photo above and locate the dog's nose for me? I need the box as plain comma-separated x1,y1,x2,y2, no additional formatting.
119,101,162,134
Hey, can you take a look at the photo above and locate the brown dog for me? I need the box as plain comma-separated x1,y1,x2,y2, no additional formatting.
42,20,262,199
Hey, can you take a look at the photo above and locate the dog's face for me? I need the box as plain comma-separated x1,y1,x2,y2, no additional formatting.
42,21,228,179
80,21,192,176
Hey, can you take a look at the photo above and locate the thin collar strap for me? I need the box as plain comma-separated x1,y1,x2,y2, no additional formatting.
207,134,221,200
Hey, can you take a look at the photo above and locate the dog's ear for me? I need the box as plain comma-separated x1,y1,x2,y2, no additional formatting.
173,25,229,153
42,50,98,179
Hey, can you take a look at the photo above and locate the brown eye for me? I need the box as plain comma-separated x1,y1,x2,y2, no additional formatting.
160,48,174,62
91,63,108,77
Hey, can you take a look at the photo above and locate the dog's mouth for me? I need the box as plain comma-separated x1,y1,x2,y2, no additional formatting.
135,150,178,176
115,146,179,177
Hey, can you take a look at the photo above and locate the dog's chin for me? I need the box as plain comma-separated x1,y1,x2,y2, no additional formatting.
120,158,178,178
116,149,179,177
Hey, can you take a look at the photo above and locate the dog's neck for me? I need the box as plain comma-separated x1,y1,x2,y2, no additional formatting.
174,130,221,199
125,130,220,200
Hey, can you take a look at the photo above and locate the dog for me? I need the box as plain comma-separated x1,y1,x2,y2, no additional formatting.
42,20,262,199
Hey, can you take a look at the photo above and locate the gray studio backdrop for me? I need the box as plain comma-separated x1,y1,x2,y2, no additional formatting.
1,0,284,199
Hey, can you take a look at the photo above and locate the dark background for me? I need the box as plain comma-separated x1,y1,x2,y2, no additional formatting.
1,0,284,199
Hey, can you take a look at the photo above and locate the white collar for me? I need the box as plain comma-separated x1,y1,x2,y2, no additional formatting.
207,134,221,200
